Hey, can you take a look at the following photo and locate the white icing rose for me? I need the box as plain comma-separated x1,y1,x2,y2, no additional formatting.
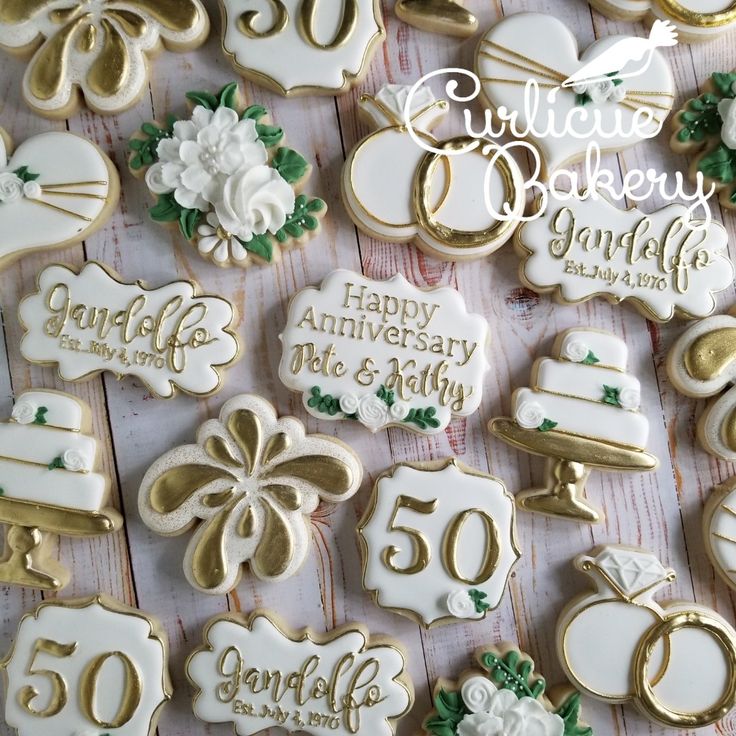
197,211,248,264
446,589,480,619
573,79,626,105
11,401,36,425
618,387,640,410
389,401,410,421
457,711,504,736
0,172,24,203
145,162,174,195
515,401,545,430
62,449,88,473
461,677,498,713
503,697,564,736
356,394,389,430
720,98,736,150
339,394,360,415
215,165,295,242
562,339,589,363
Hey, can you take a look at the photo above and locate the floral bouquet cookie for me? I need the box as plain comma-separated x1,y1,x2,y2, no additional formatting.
129,82,326,268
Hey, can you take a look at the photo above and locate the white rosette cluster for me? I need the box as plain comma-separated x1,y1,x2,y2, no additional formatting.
340,392,411,431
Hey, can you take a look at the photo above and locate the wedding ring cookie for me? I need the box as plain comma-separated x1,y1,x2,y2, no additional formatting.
138,393,363,595
358,459,519,627
517,188,733,322
129,82,326,268
671,71,736,211
1,595,171,736
421,642,591,736
0,127,119,272
557,545,736,728
342,84,524,261
279,269,490,435
220,0,385,96
704,477,736,593
667,309,736,461
187,610,412,736
490,327,658,524
19,261,240,399
0,389,120,591
0,0,210,118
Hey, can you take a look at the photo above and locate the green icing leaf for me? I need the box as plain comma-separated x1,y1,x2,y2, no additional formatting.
424,688,468,736
218,82,239,110
256,122,284,147
13,166,40,183
0,488,4,496
554,693,593,736
34,407,48,425
149,192,181,223
712,72,736,99
186,90,219,110
699,143,736,183
468,588,490,613
274,195,324,244
677,92,722,143
240,233,273,263
602,385,622,407
48,456,64,471
538,418,558,432
404,406,441,430
481,650,546,699
242,104,267,121
128,118,174,170
179,207,201,241
272,147,309,183
376,384,395,407
307,386,341,416
582,350,600,365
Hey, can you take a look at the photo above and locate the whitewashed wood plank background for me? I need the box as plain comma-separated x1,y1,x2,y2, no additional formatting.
0,1,734,734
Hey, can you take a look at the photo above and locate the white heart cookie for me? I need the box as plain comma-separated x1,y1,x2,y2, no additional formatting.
0,128,118,271
475,13,676,177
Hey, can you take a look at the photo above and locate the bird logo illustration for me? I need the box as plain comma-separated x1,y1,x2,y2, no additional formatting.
561,19,678,89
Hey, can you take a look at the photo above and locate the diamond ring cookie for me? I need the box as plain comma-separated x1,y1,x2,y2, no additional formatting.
358,459,519,628
279,269,490,434
138,393,363,595
475,13,676,178
220,0,385,96
557,545,736,728
0,0,210,118
0,127,119,272
342,84,525,261
517,188,733,322
490,327,658,524
1,595,171,736
129,82,326,268
421,642,591,736
0,389,120,591
19,261,241,399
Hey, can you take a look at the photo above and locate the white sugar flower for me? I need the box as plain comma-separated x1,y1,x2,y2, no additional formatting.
515,401,545,430
457,711,504,736
573,79,626,105
446,589,481,619
339,394,360,415
720,97,736,149
562,339,589,363
389,401,410,421
356,394,389,431
22,180,41,199
197,212,248,265
145,162,173,195
618,387,640,410
456,690,564,736
62,449,89,473
461,676,498,713
0,172,24,203
11,401,36,425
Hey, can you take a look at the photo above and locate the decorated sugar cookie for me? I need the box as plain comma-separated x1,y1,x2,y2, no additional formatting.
19,261,240,399
557,545,736,728
704,477,736,592
188,610,412,735
358,459,519,627
1,595,171,736
671,71,736,211
0,390,120,591
342,84,524,261
395,0,478,38
667,309,736,461
490,328,658,524
129,82,326,268
587,0,736,43
138,393,363,595
279,269,490,434
422,642,591,736
475,13,676,178
0,0,210,118
0,127,119,272
517,189,733,321
220,0,384,96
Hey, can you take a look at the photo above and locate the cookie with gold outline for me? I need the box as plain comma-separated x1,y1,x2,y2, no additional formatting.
556,544,736,729
342,84,524,261
220,0,385,96
0,126,119,272
19,261,240,399
704,476,736,593
667,308,736,461
358,459,519,628
138,393,363,595
1,594,171,736
0,0,210,118
421,642,591,736
394,0,478,38
128,82,326,268
0,389,120,591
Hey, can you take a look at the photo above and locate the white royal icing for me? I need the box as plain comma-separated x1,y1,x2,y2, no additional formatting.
705,479,736,592
3,596,170,736
359,461,519,626
0,131,115,271
556,545,736,723
278,270,490,434
0,0,209,115
518,191,733,321
475,13,675,176
187,611,412,736
456,691,564,736
343,84,524,260
18,262,240,399
220,0,384,95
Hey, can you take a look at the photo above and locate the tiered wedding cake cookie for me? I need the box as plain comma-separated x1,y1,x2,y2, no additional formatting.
491,328,658,524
